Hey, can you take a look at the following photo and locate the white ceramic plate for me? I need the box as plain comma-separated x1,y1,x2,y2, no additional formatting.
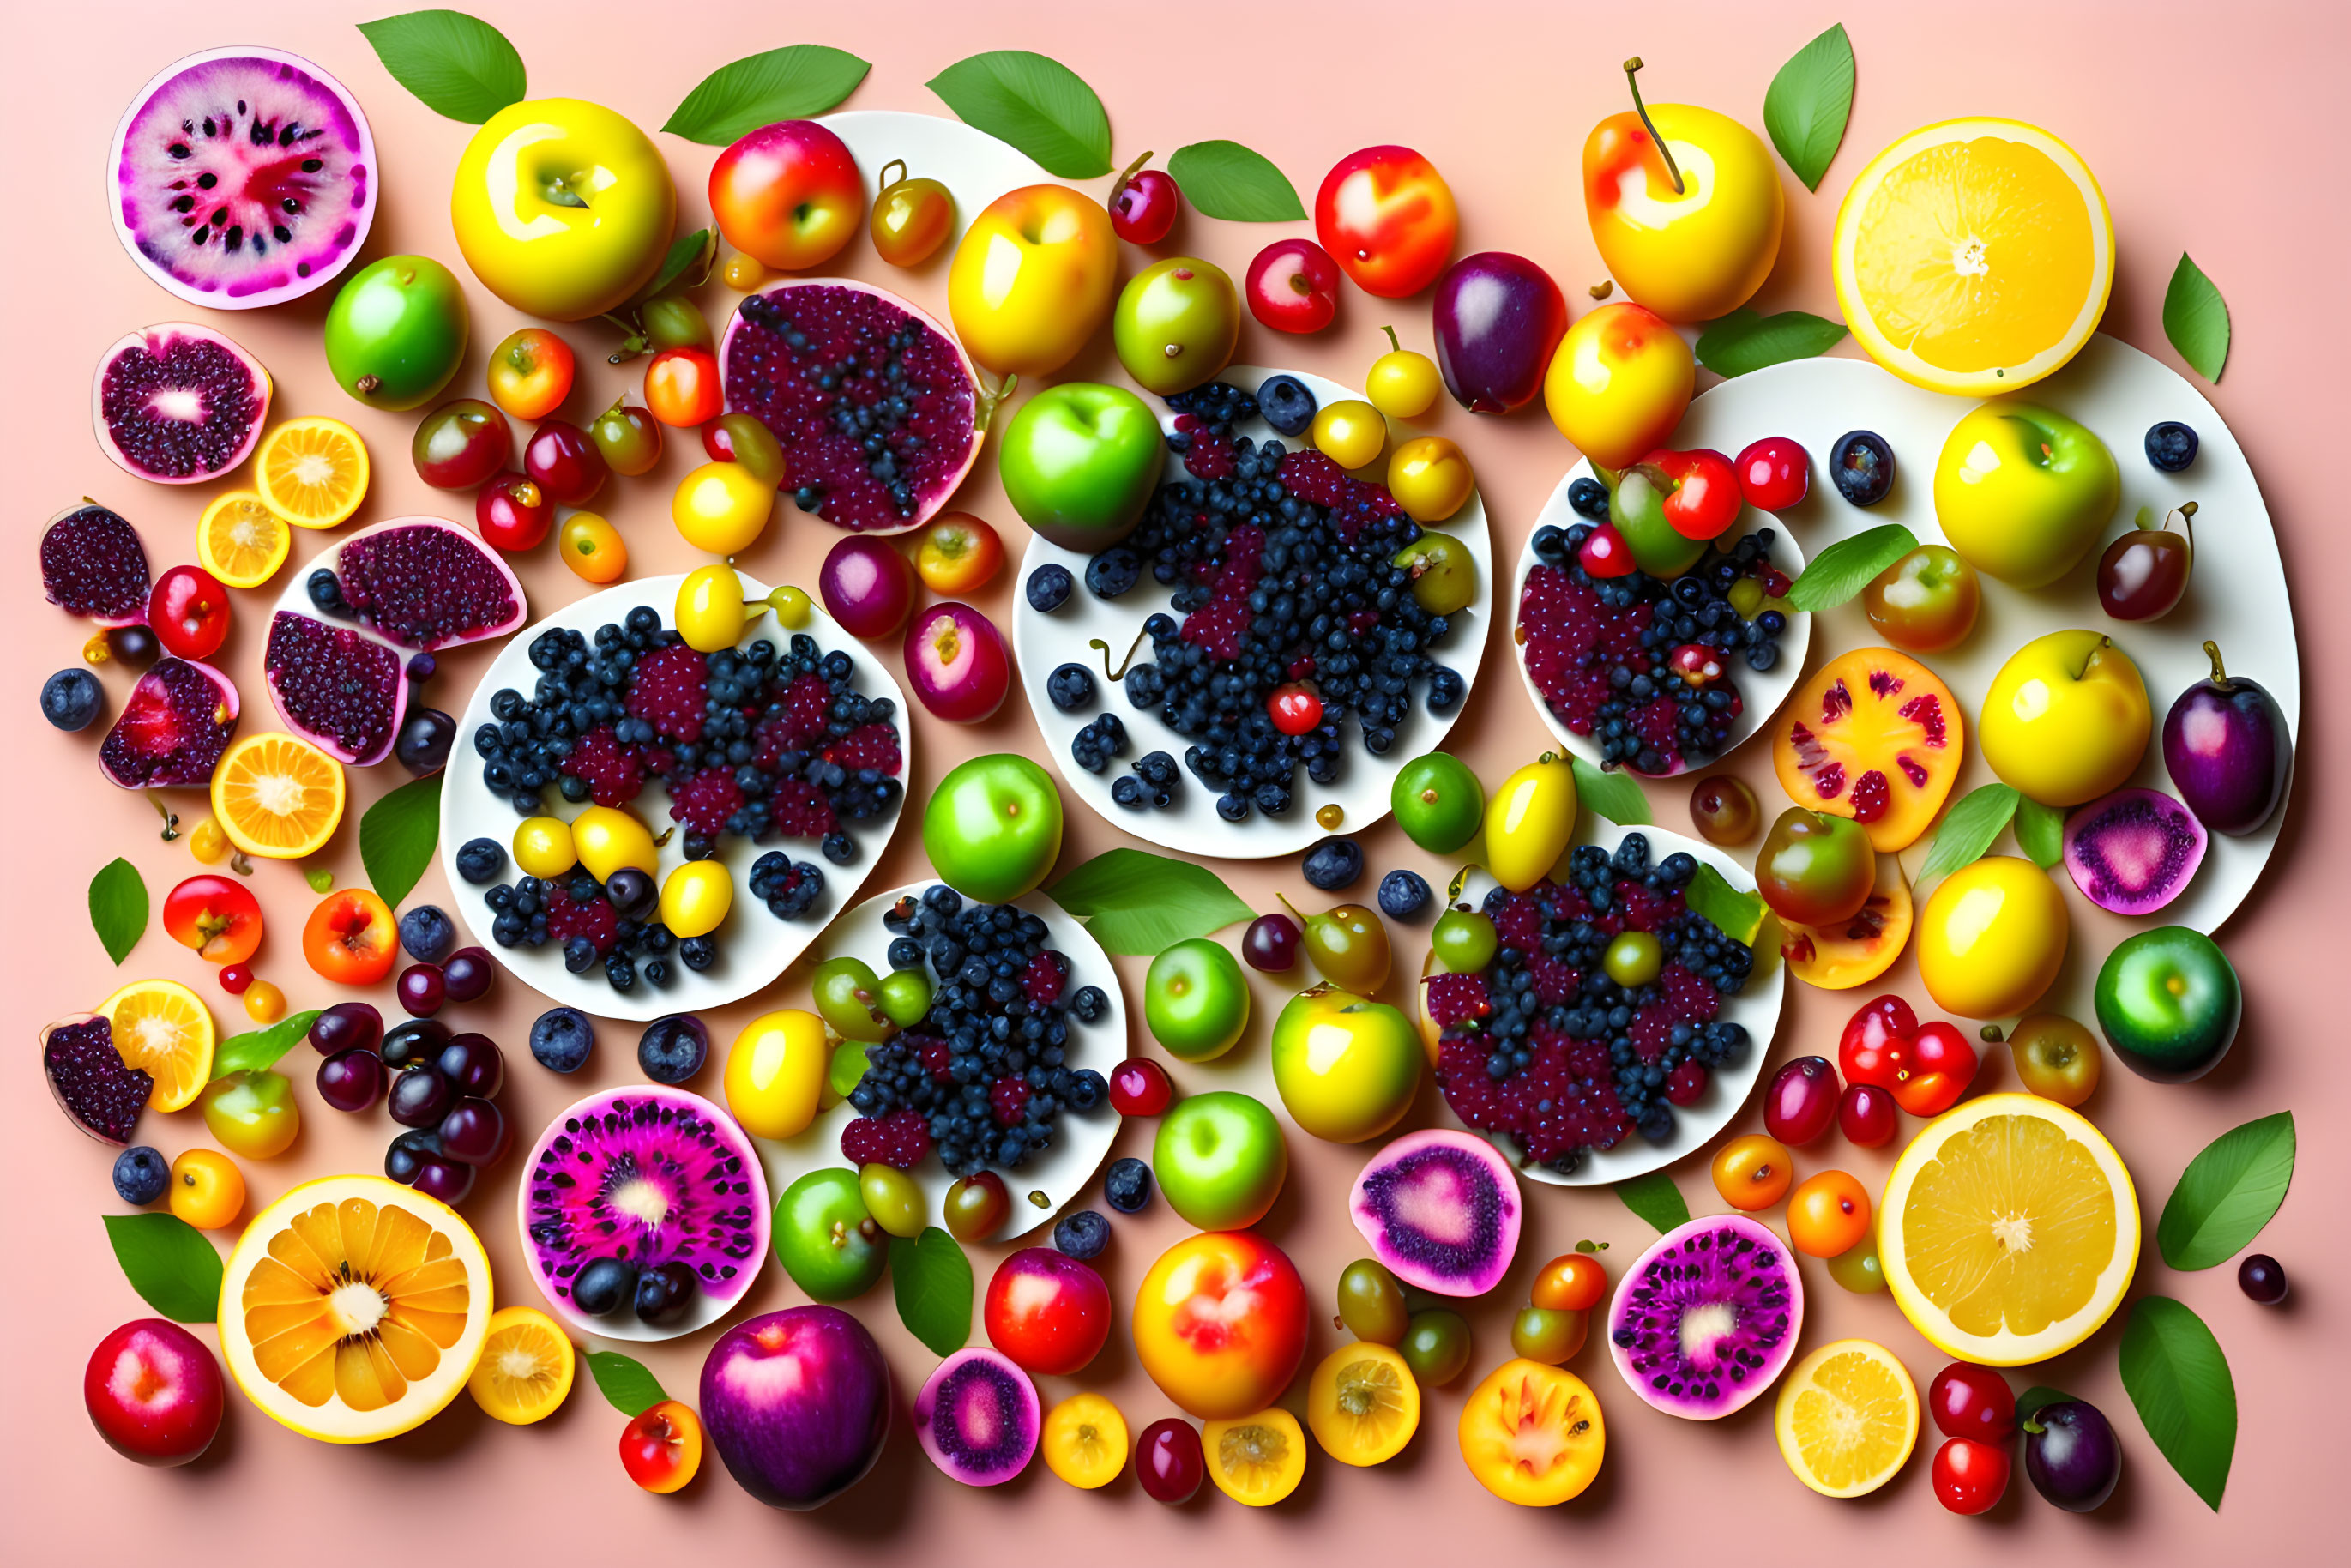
1434,822,1786,1187
1012,365,1493,857
1510,484,1811,776
435,574,909,1022
750,881,1130,1245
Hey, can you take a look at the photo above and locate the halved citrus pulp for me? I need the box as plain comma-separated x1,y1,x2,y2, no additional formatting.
1203,1408,1307,1505
467,1306,574,1426
196,490,292,588
1307,1342,1420,1465
255,416,370,528
1833,118,2113,395
1773,1338,1918,1498
220,1174,493,1444
211,732,346,858
1879,1094,2137,1366
96,978,214,1111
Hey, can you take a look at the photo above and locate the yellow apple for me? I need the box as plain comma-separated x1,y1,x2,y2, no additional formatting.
450,99,675,322
947,184,1118,378
1979,630,2150,805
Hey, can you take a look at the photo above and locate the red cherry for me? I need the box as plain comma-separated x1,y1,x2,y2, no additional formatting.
1927,1362,2017,1442
1108,1058,1173,1118
1837,1083,1897,1147
1734,436,1811,511
148,565,232,660
1932,1437,2010,1515
219,963,254,996
1641,448,1744,540
1269,682,1323,736
1578,522,1637,578
1244,238,1341,334
1667,642,1727,688
1109,164,1181,245
475,473,552,553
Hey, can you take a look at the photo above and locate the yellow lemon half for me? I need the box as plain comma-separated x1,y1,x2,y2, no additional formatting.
1774,1338,1918,1498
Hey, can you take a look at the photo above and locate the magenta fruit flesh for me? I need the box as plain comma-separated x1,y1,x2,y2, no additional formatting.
701,1306,893,1510
2062,787,2208,914
99,657,239,789
42,504,153,626
913,1348,1039,1486
44,1015,153,1144
263,611,408,766
1607,1214,1802,1420
322,518,527,651
1347,1128,1522,1297
92,323,271,483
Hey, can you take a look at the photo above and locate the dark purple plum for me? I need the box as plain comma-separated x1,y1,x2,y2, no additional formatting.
442,947,495,1004
701,1306,893,1510
2023,1399,2121,1512
310,1001,383,1057
2163,641,2290,836
1431,251,1567,414
388,1065,455,1128
413,1157,476,1205
379,1018,451,1070
436,1034,504,1097
437,1097,509,1167
317,1047,386,1113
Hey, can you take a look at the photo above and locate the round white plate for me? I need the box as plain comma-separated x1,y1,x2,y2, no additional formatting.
751,881,1130,1245
436,574,910,1022
1643,335,2297,936
1510,482,1811,776
1434,822,1786,1188
1013,365,1493,857
514,1083,771,1343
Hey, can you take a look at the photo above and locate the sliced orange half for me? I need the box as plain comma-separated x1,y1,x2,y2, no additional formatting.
255,417,370,528
195,490,292,588
1774,1339,1919,1499
211,733,346,859
467,1306,575,1426
97,978,215,1112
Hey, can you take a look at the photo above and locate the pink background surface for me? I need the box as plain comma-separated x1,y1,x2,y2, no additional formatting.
3,2,2342,1560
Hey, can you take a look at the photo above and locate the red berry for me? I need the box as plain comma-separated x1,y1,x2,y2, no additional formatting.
1109,166,1180,245
1245,238,1341,334
148,565,232,660
1837,1083,1898,1147
1667,642,1727,688
1108,1058,1172,1117
1136,1416,1205,1504
1734,436,1810,511
1578,522,1637,578
218,963,253,995
1927,1361,2016,1442
1268,682,1323,736
1642,448,1744,540
1932,1435,2010,1515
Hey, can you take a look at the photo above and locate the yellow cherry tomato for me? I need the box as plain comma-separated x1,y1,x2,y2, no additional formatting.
720,251,771,292
513,817,577,880
675,564,751,653
570,805,657,885
1543,302,1694,471
870,163,956,269
660,861,733,939
1711,1133,1793,1211
242,980,286,1025
200,1069,299,1158
1313,399,1387,470
168,1148,244,1230
1916,856,2070,1019
724,1009,829,1140
187,818,229,864
1484,754,1579,891
1386,436,1473,523
768,585,812,630
558,511,627,584
1043,1392,1130,1489
1366,326,1441,419
672,461,773,556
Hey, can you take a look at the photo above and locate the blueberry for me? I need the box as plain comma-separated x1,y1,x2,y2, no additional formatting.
307,566,348,617
1112,774,1146,809
399,905,456,963
1830,431,1895,506
530,1007,594,1074
1378,868,1432,921
571,1255,636,1318
563,936,598,974
1085,548,1142,600
2145,420,2199,473
637,1014,709,1083
1053,1209,1111,1260
1256,374,1317,436
112,1145,168,1206
1066,1069,1107,1111
1301,835,1365,891
1026,563,1074,613
1070,985,1109,1023
1569,475,1612,522
887,937,925,970
39,668,103,732
455,838,506,885
1104,1156,1154,1214
1047,663,1097,713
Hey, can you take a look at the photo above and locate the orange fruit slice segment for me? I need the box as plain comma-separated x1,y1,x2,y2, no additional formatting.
211,732,346,859
196,490,292,588
255,417,370,528
1780,855,1913,991
467,1306,574,1426
1774,648,1962,852
97,978,215,1112
1774,1338,1919,1498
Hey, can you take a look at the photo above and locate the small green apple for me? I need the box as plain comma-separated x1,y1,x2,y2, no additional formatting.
1113,258,1239,395
2094,926,2240,1082
1154,1091,1287,1231
1933,401,2119,588
923,755,1064,905
998,383,1163,552
323,256,468,411
1269,984,1423,1143
1144,938,1251,1061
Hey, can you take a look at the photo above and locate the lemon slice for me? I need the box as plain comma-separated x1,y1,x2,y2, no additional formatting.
1774,1339,1918,1498
1879,1094,2138,1365
211,732,347,859
256,417,370,528
1833,118,2112,395
97,979,215,1112
196,490,292,588
467,1306,574,1426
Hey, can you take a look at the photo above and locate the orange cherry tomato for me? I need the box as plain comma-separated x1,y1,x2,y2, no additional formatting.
1528,1252,1608,1314
913,513,1004,594
1787,1171,1872,1257
161,874,262,965
645,347,722,428
1710,1134,1794,1212
558,512,629,584
302,888,400,986
487,329,576,422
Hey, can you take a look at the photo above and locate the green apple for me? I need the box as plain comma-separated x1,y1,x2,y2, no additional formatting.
998,383,1163,552
773,1168,886,1302
2095,926,2240,1082
1154,1091,1288,1231
1269,985,1423,1143
922,755,1064,904
1113,258,1239,395
1144,938,1251,1061
1933,401,2120,588
1979,630,2150,806
323,256,468,411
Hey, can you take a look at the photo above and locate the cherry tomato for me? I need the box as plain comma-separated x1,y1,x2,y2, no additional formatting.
588,399,663,478
1639,449,1743,540
1837,994,1979,1116
620,1400,703,1494
558,512,628,585
1927,1361,2016,1441
168,1149,244,1230
1709,1133,1793,1212
1529,1253,1608,1313
486,329,575,421
645,347,722,428
1268,683,1323,736
163,874,262,964
2010,1014,2101,1107
1734,437,1810,511
871,161,955,268
700,413,787,487
1932,1436,2010,1515
1787,1171,1872,1257
475,473,552,553
1579,522,1637,577
1864,545,1982,654
913,513,1004,594
148,566,231,660
1837,1083,1898,1148
302,888,400,986
1314,146,1458,299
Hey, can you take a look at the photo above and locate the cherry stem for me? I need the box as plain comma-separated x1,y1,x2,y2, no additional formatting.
1622,57,1685,196
1112,148,1155,198
2175,500,2197,566
1380,324,1402,353
1088,625,1149,680
877,157,907,193
2203,639,2232,690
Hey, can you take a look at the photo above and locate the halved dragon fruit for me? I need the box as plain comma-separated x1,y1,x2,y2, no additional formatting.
107,46,377,309
93,323,270,484
1607,1214,1802,1420
99,657,238,788
264,611,409,766
321,518,526,652
719,279,985,534
41,503,151,625
44,1015,152,1145
2063,787,2208,914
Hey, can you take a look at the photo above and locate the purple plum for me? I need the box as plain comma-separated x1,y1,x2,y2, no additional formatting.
2022,1399,2120,1512
2162,641,2291,835
701,1306,892,1510
1431,251,1567,414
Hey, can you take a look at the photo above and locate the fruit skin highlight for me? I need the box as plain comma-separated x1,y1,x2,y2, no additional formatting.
1132,1231,1309,1420
700,1306,891,1510
451,99,676,321
84,1318,226,1466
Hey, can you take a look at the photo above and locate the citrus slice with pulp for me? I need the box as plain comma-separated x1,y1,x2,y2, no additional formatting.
467,1306,575,1425
97,978,214,1112
211,732,346,858
1878,1093,2137,1366
219,1173,493,1443
1773,647,1962,852
255,416,370,528
195,490,292,588
1306,1342,1420,1465
1833,118,2112,395
1203,1408,1308,1505
1773,1338,1919,1498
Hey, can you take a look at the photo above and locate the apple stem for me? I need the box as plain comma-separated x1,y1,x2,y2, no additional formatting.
1622,57,1685,196
2203,639,2233,690
877,157,907,194
1380,324,1402,354
1088,626,1150,681
1112,148,1155,200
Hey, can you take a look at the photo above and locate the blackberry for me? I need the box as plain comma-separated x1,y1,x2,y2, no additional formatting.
2145,420,2198,473
1378,868,1432,920
1256,374,1317,435
1047,663,1097,712
1053,1209,1110,1260
1104,1156,1153,1214
750,853,824,919
1085,548,1142,599
1302,836,1365,891
1026,563,1074,612
1568,475,1612,522
455,838,505,884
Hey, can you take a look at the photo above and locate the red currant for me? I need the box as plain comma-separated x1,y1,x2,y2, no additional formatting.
219,963,254,995
1269,683,1323,736
1931,1436,2010,1515
1108,1058,1173,1118
1927,1361,2016,1442
1837,1083,1897,1148
1667,643,1727,688
1734,436,1810,511
1578,522,1637,577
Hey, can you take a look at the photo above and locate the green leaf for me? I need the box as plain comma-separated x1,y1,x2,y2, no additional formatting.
360,774,443,912
103,1214,223,1324
660,45,871,145
2157,1112,2295,1271
211,1011,324,1081
2016,1385,2080,1426
584,1349,666,1416
1046,848,1254,956
2120,1295,2236,1510
1783,522,1919,612
1614,1172,1691,1233
1571,757,1651,826
926,51,1112,178
1695,308,1848,378
357,9,526,124
2163,254,2230,383
1762,23,1855,190
1166,141,1305,222
87,857,146,965
638,228,714,305
2014,796,2066,870
889,1227,974,1357
1684,862,1765,945
1916,784,2022,885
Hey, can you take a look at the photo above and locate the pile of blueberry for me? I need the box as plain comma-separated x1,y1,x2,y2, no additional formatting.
457,838,711,994
839,885,1112,1179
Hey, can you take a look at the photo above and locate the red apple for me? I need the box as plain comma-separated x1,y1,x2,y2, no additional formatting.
709,120,863,273
85,1318,224,1466
1245,238,1341,333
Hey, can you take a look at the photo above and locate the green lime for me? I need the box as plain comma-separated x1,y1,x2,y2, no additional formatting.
1390,751,1486,853
773,1168,886,1302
